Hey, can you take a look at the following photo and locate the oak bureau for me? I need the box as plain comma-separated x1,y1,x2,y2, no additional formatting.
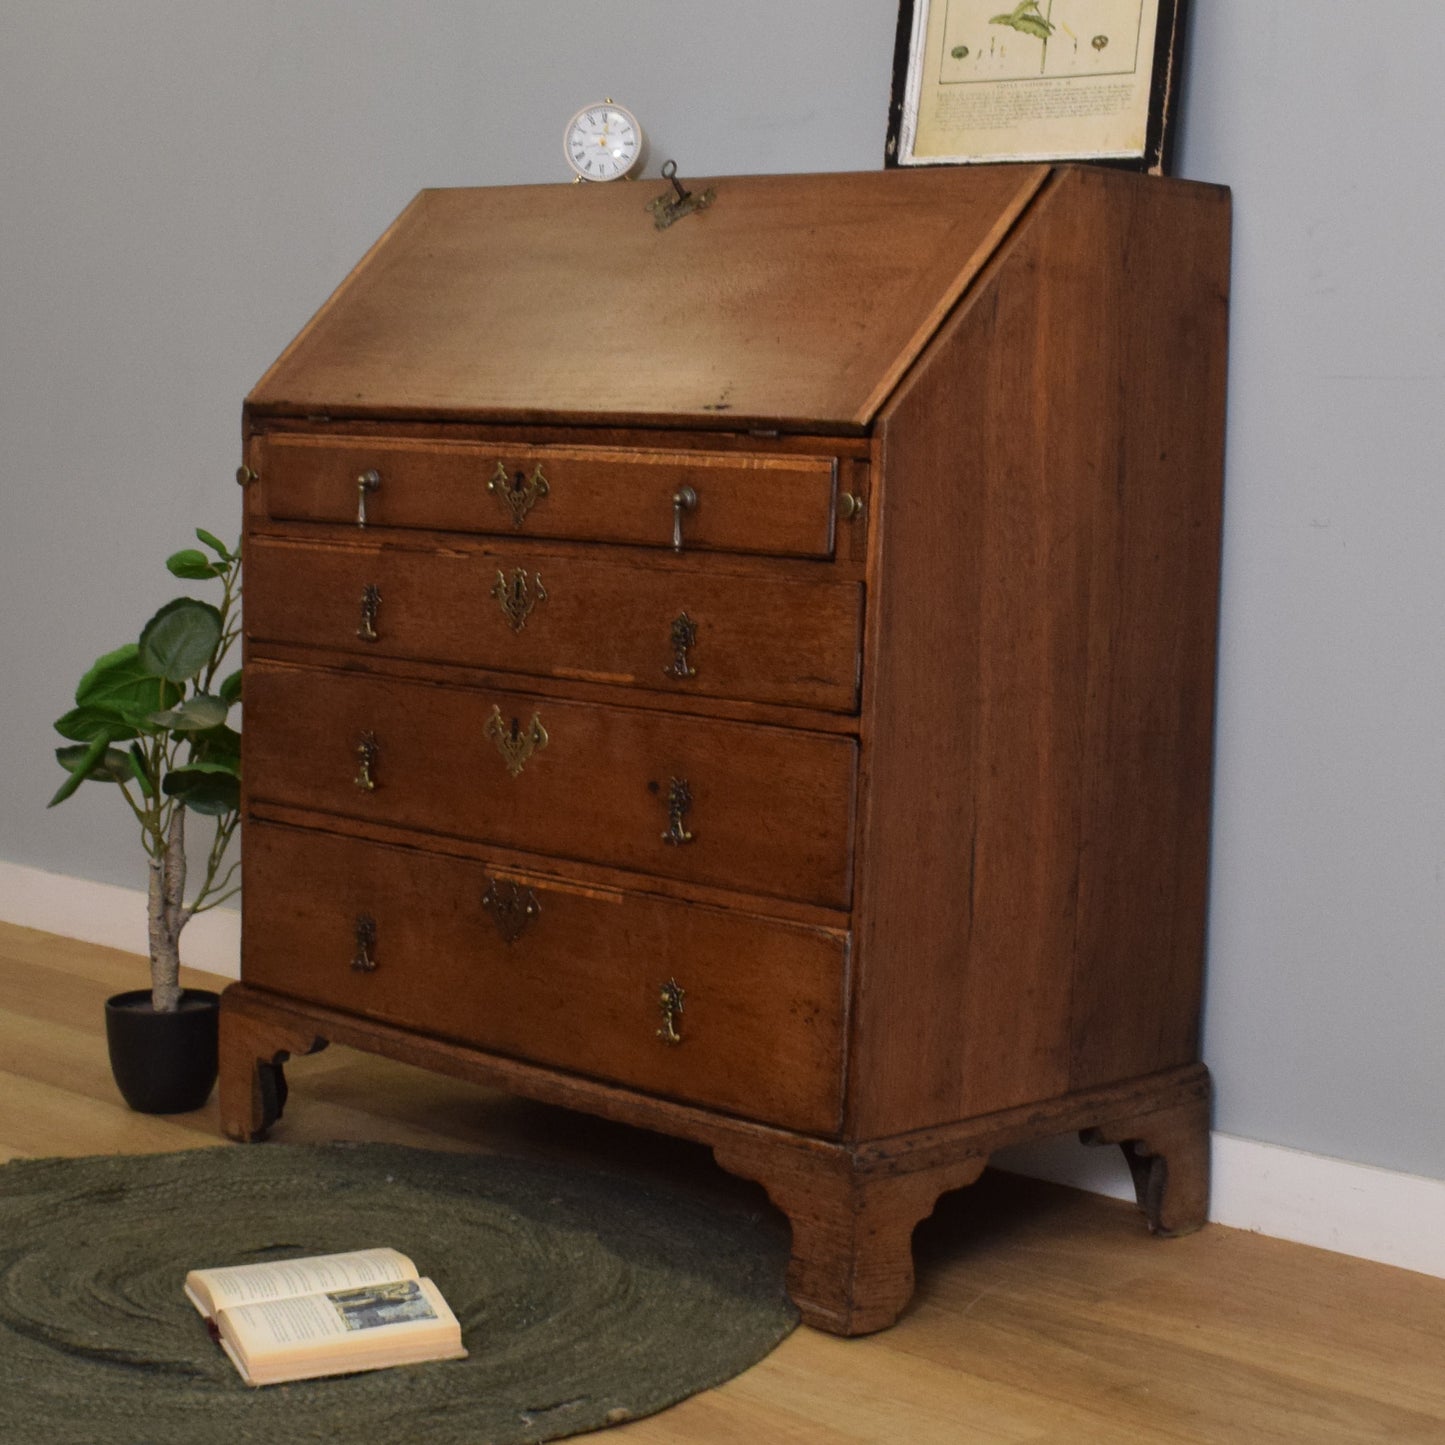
221,164,1230,1334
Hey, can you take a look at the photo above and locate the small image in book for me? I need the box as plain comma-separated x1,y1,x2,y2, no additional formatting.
329,1279,438,1332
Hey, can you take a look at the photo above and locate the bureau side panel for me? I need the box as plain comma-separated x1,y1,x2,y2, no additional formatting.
850,167,1230,1137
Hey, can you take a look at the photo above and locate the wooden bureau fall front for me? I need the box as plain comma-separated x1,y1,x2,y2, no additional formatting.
223,164,1230,1335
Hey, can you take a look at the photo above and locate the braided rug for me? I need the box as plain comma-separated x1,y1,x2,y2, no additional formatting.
0,1142,797,1445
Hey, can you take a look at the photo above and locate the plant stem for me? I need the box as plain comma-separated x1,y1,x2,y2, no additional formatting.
147,831,182,1012
132,545,244,1008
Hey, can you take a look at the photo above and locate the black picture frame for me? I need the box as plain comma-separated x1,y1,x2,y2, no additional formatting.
885,0,1189,174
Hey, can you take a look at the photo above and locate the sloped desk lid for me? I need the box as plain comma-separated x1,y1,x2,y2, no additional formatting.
248,166,1050,434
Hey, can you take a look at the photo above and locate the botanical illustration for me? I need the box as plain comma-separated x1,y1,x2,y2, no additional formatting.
939,0,1144,83
991,1,1056,44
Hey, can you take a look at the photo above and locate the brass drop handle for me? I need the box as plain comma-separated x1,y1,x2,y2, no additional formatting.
354,731,378,791
672,485,698,552
657,977,686,1046
357,583,381,642
352,914,378,972
356,469,381,528
661,777,695,846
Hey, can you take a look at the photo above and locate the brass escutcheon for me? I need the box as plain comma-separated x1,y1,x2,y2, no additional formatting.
647,161,717,231
357,583,381,642
492,568,547,633
484,705,548,777
354,731,379,791
663,611,698,680
351,914,377,972
661,777,695,846
488,462,550,528
481,878,541,944
657,978,686,1045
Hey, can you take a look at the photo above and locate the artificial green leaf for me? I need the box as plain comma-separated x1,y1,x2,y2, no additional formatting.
53,704,139,744
48,735,109,806
195,528,234,561
73,644,181,726
148,693,229,732
166,548,224,580
163,762,241,816
55,742,133,784
74,642,138,699
191,723,241,767
128,742,156,797
219,669,243,706
138,598,223,682
163,759,236,781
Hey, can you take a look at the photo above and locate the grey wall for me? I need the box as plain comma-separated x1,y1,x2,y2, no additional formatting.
1182,6,1445,1179
2,3,1441,1183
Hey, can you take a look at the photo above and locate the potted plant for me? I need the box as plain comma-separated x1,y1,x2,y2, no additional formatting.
48,529,242,1113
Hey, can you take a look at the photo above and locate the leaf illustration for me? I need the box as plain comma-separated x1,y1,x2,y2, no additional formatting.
990,1,1055,41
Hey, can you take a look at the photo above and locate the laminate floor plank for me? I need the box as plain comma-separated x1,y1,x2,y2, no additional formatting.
0,1069,218,1159
3,922,1445,1444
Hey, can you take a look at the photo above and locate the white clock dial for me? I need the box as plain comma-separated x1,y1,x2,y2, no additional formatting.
564,102,643,182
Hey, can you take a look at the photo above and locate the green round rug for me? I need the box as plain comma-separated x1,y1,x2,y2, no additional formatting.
0,1142,797,1445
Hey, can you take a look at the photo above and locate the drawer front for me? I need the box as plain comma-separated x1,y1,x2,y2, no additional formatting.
242,823,847,1134
257,434,840,558
247,662,857,909
245,536,861,713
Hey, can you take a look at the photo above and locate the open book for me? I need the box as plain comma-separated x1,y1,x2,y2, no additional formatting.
185,1246,467,1387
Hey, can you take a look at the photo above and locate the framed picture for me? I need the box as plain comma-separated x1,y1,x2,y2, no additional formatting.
885,0,1188,173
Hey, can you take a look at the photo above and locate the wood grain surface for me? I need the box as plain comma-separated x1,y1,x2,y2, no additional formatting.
244,534,863,713
247,168,1049,432
849,165,1230,1137
257,434,843,557
244,659,858,909
242,821,850,1133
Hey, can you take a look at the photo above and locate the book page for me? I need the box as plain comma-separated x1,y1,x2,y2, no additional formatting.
186,1247,417,1316
226,1291,364,1352
219,1278,463,1384
225,1279,453,1350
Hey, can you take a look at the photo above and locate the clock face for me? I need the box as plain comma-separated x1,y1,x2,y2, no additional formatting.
564,103,642,182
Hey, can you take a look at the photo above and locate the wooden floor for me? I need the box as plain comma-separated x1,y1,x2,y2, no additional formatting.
4,920,1444,1444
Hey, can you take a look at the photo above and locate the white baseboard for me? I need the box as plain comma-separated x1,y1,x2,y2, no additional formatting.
1207,1133,1445,1279
3,861,1441,1279
996,1129,1445,1281
0,859,239,979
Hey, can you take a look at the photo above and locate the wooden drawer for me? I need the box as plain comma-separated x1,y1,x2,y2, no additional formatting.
257,434,842,558
246,661,857,909
245,536,861,713
242,822,848,1133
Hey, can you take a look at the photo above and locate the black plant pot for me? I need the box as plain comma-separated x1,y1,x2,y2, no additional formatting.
104,988,221,1114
